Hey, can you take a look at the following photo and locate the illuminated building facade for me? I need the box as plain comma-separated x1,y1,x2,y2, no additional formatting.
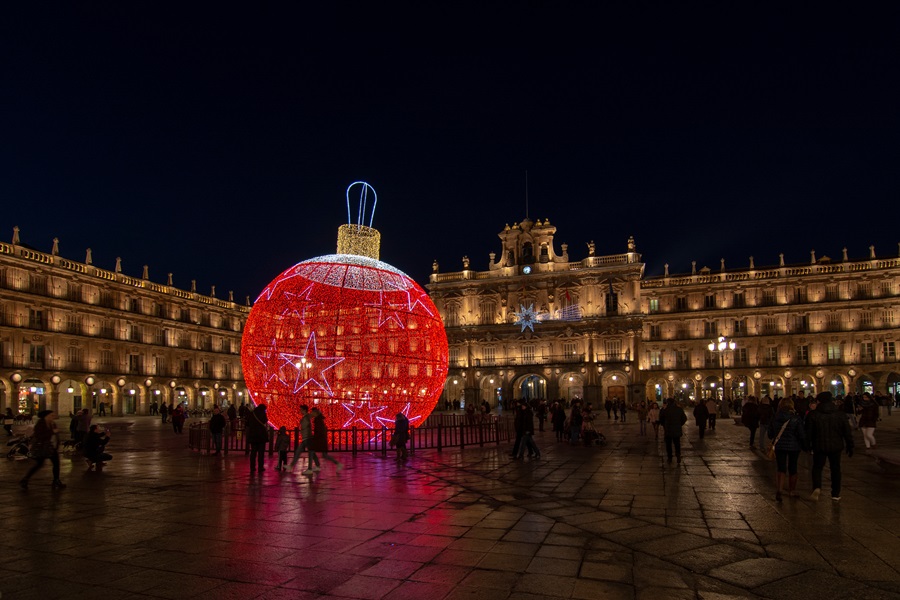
428,219,900,407
0,228,249,416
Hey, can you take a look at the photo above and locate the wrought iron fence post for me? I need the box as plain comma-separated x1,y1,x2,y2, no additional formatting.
352,427,358,456
437,422,443,452
459,422,465,449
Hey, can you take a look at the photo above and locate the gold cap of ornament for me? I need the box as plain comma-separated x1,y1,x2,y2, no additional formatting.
337,182,381,260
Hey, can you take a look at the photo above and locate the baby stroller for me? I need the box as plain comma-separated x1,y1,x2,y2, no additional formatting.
6,435,32,460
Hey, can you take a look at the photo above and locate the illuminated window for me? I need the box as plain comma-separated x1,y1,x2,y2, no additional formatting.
827,343,842,361
649,298,659,313
522,345,536,363
649,351,662,367
563,341,578,356
860,342,874,362
483,347,496,363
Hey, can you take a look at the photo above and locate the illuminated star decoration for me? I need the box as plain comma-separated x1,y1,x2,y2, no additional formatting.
513,303,544,332
340,402,388,429
279,332,344,396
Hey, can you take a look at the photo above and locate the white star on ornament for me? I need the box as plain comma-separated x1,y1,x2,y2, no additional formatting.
365,290,407,329
258,268,306,301
282,283,321,324
374,402,422,428
513,303,545,332
278,333,344,396
340,402,388,429
385,279,434,316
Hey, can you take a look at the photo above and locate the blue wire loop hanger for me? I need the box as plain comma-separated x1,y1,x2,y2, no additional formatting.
346,181,378,229
337,181,381,259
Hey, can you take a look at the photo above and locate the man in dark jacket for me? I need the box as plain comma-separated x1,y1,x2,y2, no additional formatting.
245,403,269,473
208,406,227,456
659,398,687,464
741,397,761,447
512,402,540,459
693,401,709,439
806,391,854,501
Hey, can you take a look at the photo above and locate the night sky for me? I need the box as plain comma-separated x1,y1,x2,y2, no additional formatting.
2,4,898,303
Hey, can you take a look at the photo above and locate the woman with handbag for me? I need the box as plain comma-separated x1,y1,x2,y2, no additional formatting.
767,398,806,501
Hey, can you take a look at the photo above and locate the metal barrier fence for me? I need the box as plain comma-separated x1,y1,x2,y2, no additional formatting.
187,413,514,457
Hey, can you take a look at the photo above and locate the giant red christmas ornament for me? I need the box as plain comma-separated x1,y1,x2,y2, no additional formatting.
240,183,449,432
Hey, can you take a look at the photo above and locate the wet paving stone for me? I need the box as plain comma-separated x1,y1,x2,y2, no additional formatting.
1,414,899,599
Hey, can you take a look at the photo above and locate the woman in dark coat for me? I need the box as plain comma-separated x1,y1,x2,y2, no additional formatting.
693,401,709,439
392,412,410,460
245,403,270,473
551,402,566,442
768,397,806,501
310,407,343,471
741,396,761,447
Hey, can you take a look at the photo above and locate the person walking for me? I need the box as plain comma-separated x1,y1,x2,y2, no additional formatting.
171,404,185,434
619,399,628,423
160,402,169,424
568,401,584,445
605,399,613,420
806,391,854,501
208,405,226,455
226,403,237,429
636,401,648,436
19,410,66,489
768,397,806,501
551,402,566,442
857,392,880,451
659,398,687,464
245,403,270,473
741,396,761,448
705,398,718,431
310,407,343,472
392,412,410,460
693,400,709,439
648,401,661,439
291,405,318,473
274,426,290,470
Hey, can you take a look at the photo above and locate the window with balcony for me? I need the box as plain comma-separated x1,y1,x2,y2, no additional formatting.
675,350,690,369
765,347,779,366
648,298,659,313
67,347,82,370
445,305,460,327
128,354,143,374
793,315,809,333
794,287,807,303
27,344,44,367
825,285,839,301
449,347,460,366
156,356,167,376
605,339,622,361
563,341,578,357
181,359,192,376
883,342,896,361
860,311,874,329
522,345,536,363
67,314,82,334
704,294,716,309
28,309,45,330
860,342,875,362
483,346,496,363
827,343,842,363
704,321,718,336
733,292,745,308
881,281,895,297
676,297,687,311
480,300,496,325
704,350,718,369
858,283,872,299
222,362,231,378
649,350,662,368
763,317,777,335
202,361,211,377
796,345,809,364
733,319,746,335
649,324,661,339
100,350,113,368
763,289,776,306
882,310,895,327
827,312,842,331
734,347,749,366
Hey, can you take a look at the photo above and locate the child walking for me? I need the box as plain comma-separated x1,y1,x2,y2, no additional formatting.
274,426,290,471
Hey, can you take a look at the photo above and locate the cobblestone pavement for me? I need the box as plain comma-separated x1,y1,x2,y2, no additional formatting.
1,410,899,599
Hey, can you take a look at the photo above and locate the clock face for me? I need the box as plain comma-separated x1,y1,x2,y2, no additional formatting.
523,266,532,275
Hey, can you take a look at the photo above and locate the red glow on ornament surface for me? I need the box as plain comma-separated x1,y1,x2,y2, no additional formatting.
241,254,449,432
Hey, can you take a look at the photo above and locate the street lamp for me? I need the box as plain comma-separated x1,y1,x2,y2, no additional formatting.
708,335,736,402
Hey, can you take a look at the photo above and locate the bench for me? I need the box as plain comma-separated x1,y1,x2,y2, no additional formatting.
868,448,900,472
